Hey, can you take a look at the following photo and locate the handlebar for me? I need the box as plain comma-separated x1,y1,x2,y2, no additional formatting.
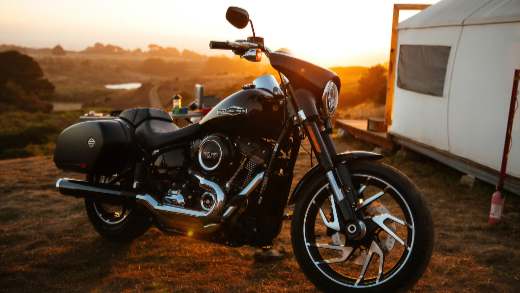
209,41,232,50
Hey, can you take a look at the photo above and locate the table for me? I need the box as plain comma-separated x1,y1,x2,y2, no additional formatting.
169,111,203,125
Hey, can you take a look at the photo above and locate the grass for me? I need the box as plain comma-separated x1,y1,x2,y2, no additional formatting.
0,137,519,292
0,111,82,159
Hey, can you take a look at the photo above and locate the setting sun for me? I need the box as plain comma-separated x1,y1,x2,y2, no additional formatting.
0,0,438,66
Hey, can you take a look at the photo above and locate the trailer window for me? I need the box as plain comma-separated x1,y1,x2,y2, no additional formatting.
397,45,451,97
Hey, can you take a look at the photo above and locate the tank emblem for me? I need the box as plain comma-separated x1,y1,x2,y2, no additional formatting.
87,137,96,148
217,106,247,116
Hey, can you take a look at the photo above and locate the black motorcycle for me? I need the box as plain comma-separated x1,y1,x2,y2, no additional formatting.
54,7,433,292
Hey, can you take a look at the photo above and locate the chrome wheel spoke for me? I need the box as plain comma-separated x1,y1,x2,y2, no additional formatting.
358,184,367,194
319,195,340,231
356,191,385,211
371,213,409,248
307,243,354,264
355,241,384,285
304,174,416,289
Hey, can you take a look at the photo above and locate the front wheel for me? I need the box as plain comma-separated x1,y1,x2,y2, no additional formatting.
291,161,433,292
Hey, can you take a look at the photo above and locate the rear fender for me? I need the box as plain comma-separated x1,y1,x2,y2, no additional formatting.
288,151,383,205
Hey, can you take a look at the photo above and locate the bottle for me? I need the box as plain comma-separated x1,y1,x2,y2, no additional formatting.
488,190,505,225
172,94,182,114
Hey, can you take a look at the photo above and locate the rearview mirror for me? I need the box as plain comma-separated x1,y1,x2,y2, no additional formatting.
226,7,249,29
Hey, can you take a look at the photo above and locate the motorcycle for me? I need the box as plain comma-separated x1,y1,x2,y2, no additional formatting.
53,7,433,292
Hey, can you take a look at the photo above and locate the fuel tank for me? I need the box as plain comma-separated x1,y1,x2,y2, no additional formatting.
199,85,283,139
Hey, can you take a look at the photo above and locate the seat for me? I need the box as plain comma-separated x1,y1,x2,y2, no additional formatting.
135,119,202,150
119,108,172,127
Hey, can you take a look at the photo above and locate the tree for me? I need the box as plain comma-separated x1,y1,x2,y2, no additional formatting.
51,45,66,56
147,44,180,57
357,65,387,105
148,44,162,52
0,51,43,84
0,51,54,112
83,42,127,54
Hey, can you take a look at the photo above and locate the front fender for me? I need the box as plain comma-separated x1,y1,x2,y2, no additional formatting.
288,151,383,205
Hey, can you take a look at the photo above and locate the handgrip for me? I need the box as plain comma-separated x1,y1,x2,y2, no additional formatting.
209,41,230,50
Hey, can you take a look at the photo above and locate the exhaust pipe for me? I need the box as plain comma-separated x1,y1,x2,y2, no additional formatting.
55,177,221,233
55,172,265,234
56,178,136,199
136,174,226,233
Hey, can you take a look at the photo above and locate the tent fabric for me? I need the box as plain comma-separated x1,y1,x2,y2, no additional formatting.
398,0,520,29
391,0,520,180
466,0,520,25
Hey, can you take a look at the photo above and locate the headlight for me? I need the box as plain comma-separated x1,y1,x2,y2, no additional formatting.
322,80,339,116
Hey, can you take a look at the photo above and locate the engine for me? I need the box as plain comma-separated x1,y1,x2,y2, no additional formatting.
196,134,235,173
155,134,271,214
193,134,271,191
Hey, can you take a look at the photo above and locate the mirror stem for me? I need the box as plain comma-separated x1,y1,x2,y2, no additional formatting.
249,20,256,37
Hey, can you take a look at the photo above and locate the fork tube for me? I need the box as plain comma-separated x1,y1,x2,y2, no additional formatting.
299,114,355,221
322,132,360,205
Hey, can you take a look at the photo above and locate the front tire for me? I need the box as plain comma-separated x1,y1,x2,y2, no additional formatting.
291,161,433,292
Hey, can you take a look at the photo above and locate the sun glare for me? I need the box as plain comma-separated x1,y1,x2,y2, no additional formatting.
0,0,439,66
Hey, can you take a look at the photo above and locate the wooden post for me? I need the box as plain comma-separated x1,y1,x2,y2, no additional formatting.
384,4,430,128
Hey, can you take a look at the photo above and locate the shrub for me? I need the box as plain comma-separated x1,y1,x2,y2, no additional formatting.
0,111,81,159
0,51,54,112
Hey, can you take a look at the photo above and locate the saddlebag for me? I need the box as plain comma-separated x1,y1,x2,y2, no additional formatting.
53,119,134,174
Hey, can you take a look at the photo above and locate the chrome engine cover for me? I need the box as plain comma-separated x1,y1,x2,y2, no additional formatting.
197,134,233,172
136,173,225,234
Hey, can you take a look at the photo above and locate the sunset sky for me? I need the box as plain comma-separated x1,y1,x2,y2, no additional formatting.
0,0,439,67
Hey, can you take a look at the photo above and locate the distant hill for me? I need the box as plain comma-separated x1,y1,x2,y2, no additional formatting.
0,43,380,113
0,44,54,55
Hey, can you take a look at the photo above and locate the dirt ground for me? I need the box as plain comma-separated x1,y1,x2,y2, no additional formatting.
1,137,519,292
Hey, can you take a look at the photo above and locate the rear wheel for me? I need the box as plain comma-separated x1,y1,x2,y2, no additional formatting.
291,161,433,292
85,175,152,242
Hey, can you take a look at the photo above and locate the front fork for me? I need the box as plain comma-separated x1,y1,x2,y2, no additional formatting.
298,110,366,240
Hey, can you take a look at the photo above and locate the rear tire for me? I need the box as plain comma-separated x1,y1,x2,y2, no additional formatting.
291,161,433,292
85,199,152,242
85,174,152,242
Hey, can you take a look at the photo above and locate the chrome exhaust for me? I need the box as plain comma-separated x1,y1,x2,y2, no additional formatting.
55,171,265,234
135,174,226,233
136,172,264,233
55,178,136,199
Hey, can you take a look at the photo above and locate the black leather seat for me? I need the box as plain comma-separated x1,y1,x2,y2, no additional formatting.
120,108,202,150
135,120,202,150
119,108,172,127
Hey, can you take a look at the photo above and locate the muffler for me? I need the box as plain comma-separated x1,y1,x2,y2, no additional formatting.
55,172,264,234
55,177,221,233
56,178,136,200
